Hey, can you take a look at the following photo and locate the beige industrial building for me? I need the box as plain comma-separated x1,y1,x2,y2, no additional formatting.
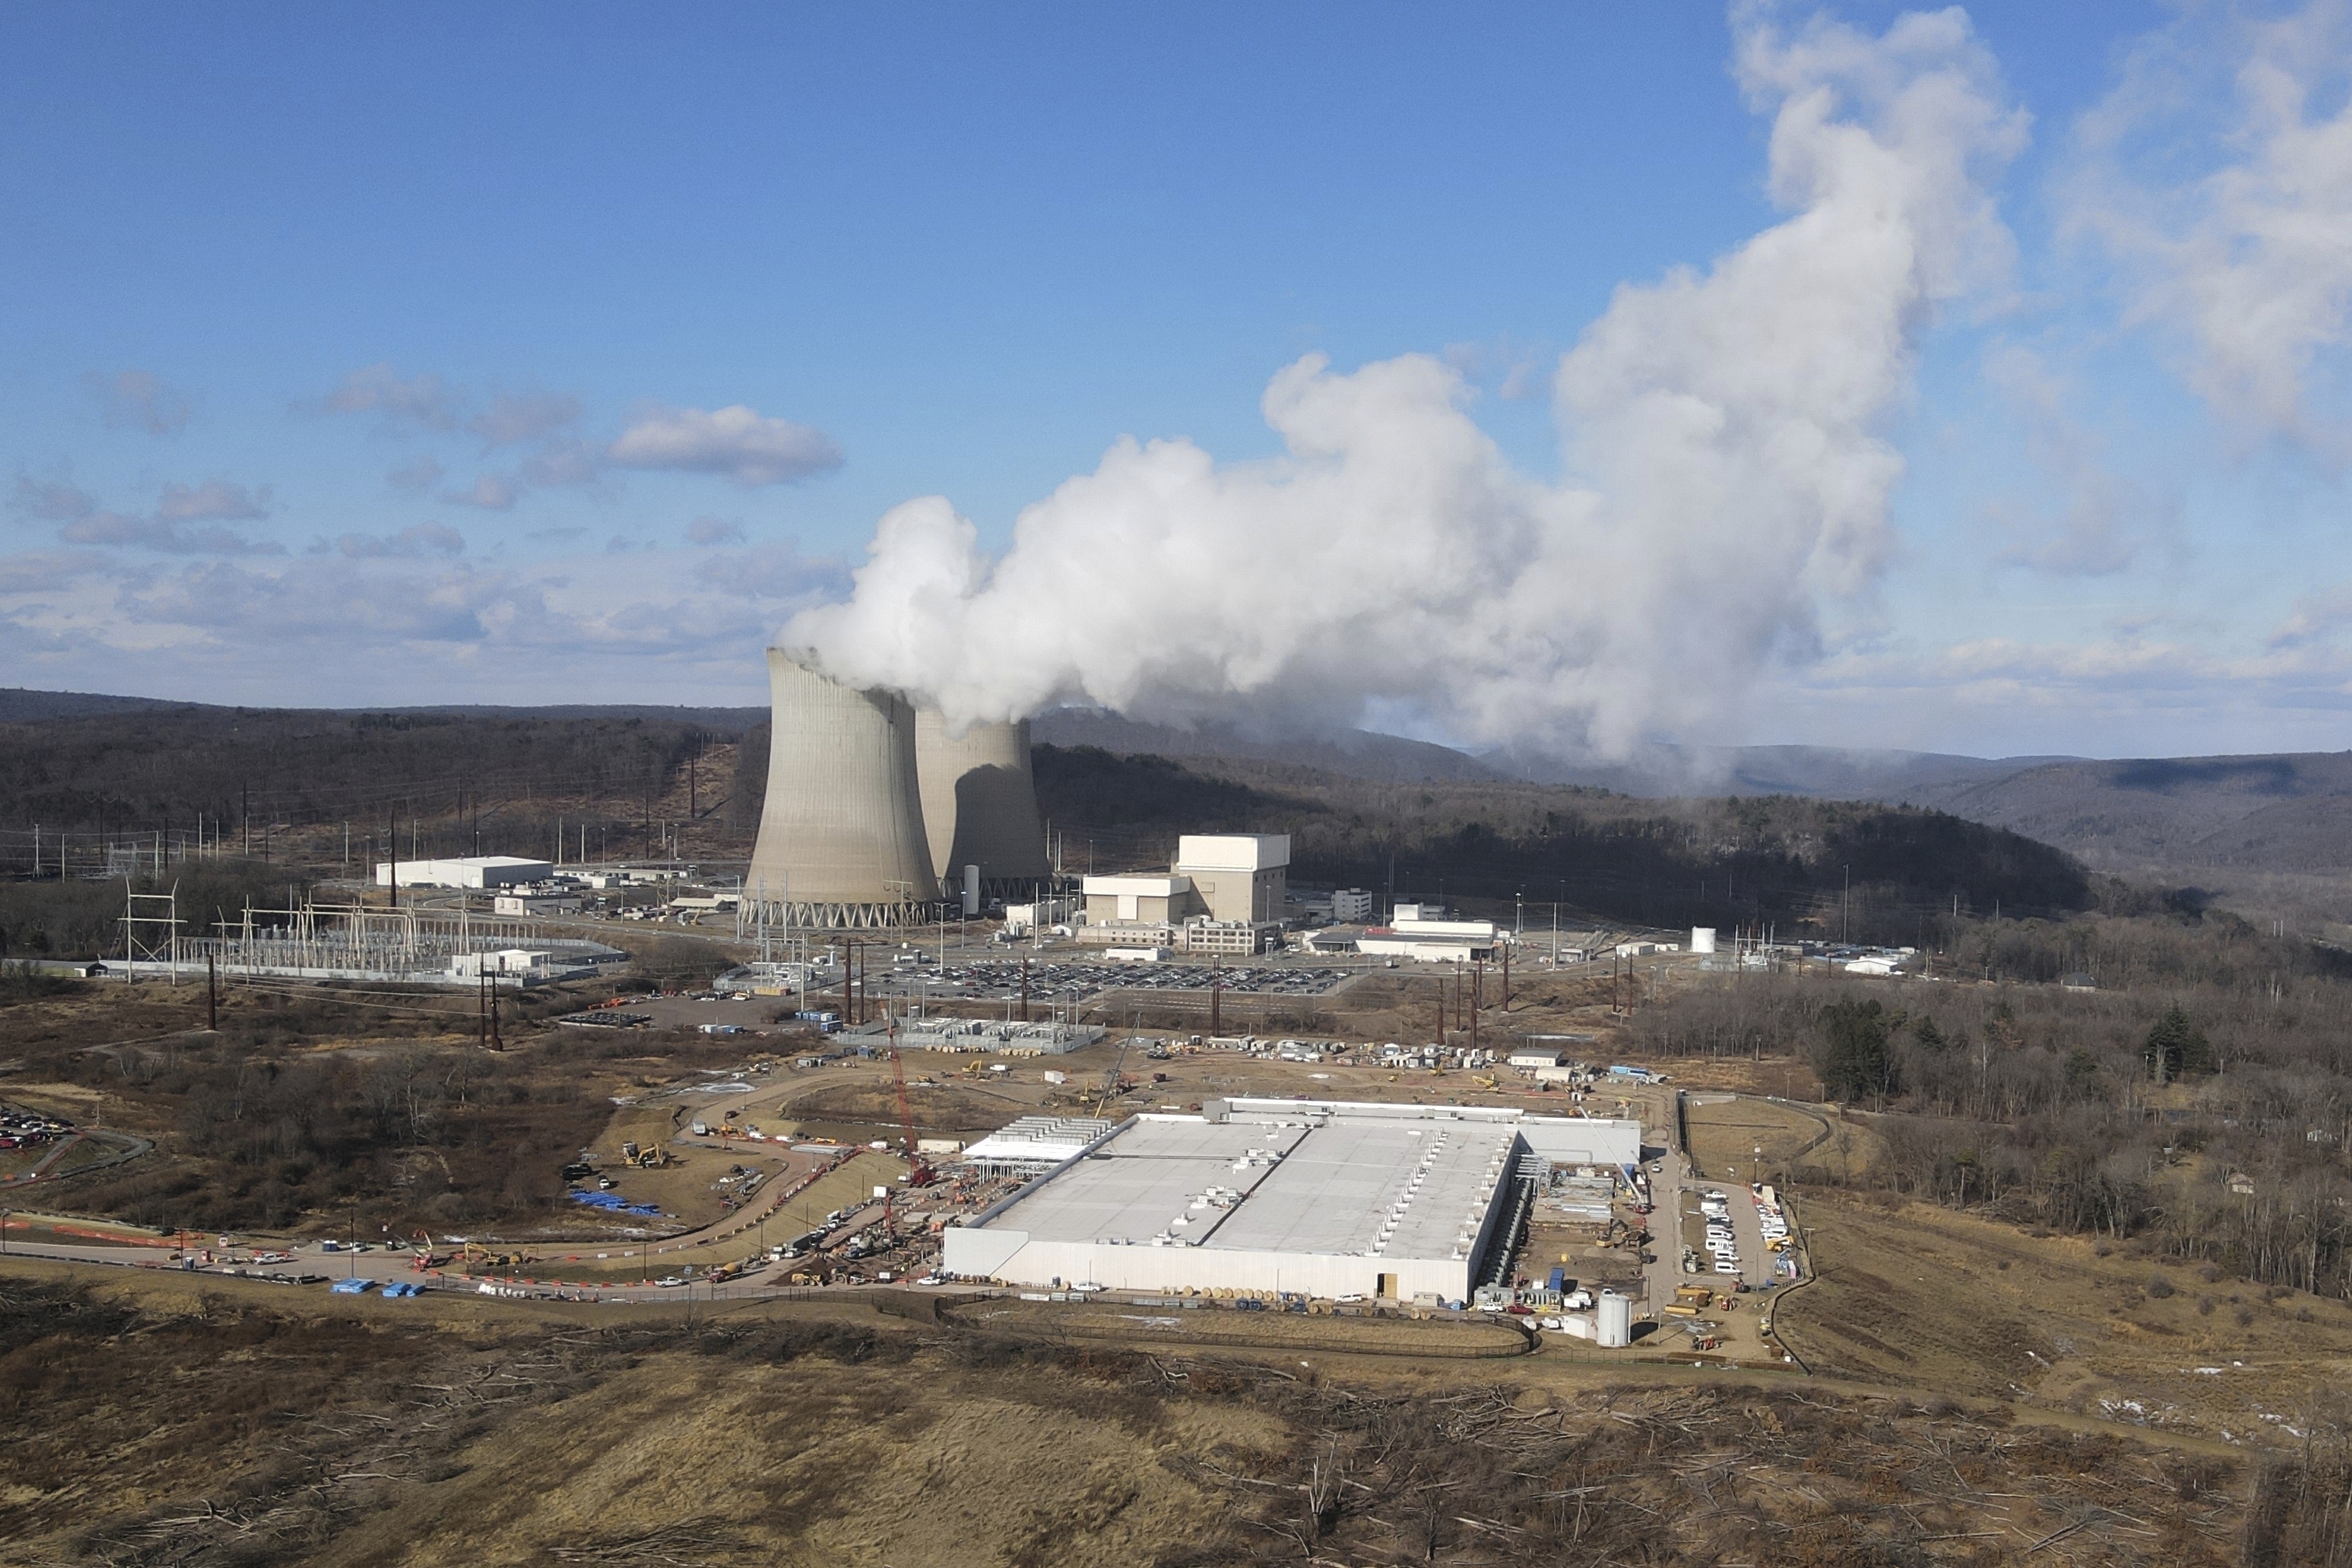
1079,834,1289,953
1177,834,1289,922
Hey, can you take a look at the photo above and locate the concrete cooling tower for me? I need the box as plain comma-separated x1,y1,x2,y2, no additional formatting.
914,711,1050,905
746,650,940,928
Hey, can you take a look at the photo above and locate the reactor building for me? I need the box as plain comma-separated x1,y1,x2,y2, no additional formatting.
745,650,1049,928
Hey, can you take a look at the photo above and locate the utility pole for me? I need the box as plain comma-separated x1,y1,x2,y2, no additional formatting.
1500,940,1510,1012
207,956,217,1031
1019,956,1029,1024
1472,960,1483,1055
1209,954,1221,1036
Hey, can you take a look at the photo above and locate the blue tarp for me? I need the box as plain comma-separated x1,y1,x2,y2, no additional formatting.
330,1277,375,1294
568,1189,662,1216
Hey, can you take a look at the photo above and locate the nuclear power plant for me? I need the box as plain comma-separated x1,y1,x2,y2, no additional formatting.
745,650,1049,929
914,709,1050,899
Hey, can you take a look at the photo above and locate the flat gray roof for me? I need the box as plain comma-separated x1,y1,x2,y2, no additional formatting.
972,1106,1517,1266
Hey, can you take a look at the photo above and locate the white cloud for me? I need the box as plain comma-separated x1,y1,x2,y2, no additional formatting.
85,369,193,437
785,5,2025,755
12,474,281,555
2269,583,2352,648
470,391,581,448
694,540,848,601
10,476,99,523
156,479,271,522
387,456,445,495
607,403,843,486
1983,343,2161,575
0,550,112,594
314,363,462,433
2071,0,2352,446
687,516,746,546
59,511,283,555
324,523,467,559
442,475,520,510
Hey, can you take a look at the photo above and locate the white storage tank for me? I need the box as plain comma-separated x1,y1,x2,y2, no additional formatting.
1690,927,1717,955
1598,1289,1632,1348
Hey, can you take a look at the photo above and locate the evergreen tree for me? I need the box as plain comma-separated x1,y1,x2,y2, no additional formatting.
2144,1005,2212,1083
1818,999,1897,1101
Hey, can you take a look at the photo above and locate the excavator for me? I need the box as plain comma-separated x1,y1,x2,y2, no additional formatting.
460,1241,536,1276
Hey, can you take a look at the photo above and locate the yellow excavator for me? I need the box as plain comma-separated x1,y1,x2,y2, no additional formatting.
461,1242,536,1276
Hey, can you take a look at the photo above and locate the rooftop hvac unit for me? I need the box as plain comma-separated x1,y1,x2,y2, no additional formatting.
914,710,1049,888
746,651,940,921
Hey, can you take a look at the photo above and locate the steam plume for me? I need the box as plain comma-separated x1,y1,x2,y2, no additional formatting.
786,6,2025,756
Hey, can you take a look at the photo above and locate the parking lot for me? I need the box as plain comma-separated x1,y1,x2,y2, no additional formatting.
880,958,1357,1005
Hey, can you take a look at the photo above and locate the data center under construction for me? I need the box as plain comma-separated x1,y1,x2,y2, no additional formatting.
944,1098,1645,1303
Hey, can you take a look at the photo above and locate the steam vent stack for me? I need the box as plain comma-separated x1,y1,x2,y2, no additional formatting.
914,711,1050,903
746,650,940,928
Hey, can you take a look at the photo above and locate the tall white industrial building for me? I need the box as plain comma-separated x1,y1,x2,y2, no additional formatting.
1077,834,1290,954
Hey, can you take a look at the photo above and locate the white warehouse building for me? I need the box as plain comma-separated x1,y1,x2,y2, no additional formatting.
373,856,555,891
944,1098,1644,1303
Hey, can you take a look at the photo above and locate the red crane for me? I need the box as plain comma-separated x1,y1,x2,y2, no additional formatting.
880,1022,934,1242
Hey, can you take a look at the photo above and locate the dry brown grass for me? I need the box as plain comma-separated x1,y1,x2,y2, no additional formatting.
7,1261,2345,1567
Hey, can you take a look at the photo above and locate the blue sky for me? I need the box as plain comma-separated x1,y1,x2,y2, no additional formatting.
4,2,2349,761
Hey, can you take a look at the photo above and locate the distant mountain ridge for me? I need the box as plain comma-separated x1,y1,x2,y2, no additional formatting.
0,687,765,731
1030,709,1506,784
10,686,2351,876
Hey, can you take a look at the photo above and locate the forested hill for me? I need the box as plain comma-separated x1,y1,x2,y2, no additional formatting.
0,705,754,856
1032,745,2095,944
2,695,2098,945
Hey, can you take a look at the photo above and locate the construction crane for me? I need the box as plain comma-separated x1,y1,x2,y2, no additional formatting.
888,1024,931,1187
1090,1033,1136,1116
877,1022,934,1246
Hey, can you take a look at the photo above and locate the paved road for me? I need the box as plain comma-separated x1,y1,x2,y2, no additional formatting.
0,1236,819,1303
